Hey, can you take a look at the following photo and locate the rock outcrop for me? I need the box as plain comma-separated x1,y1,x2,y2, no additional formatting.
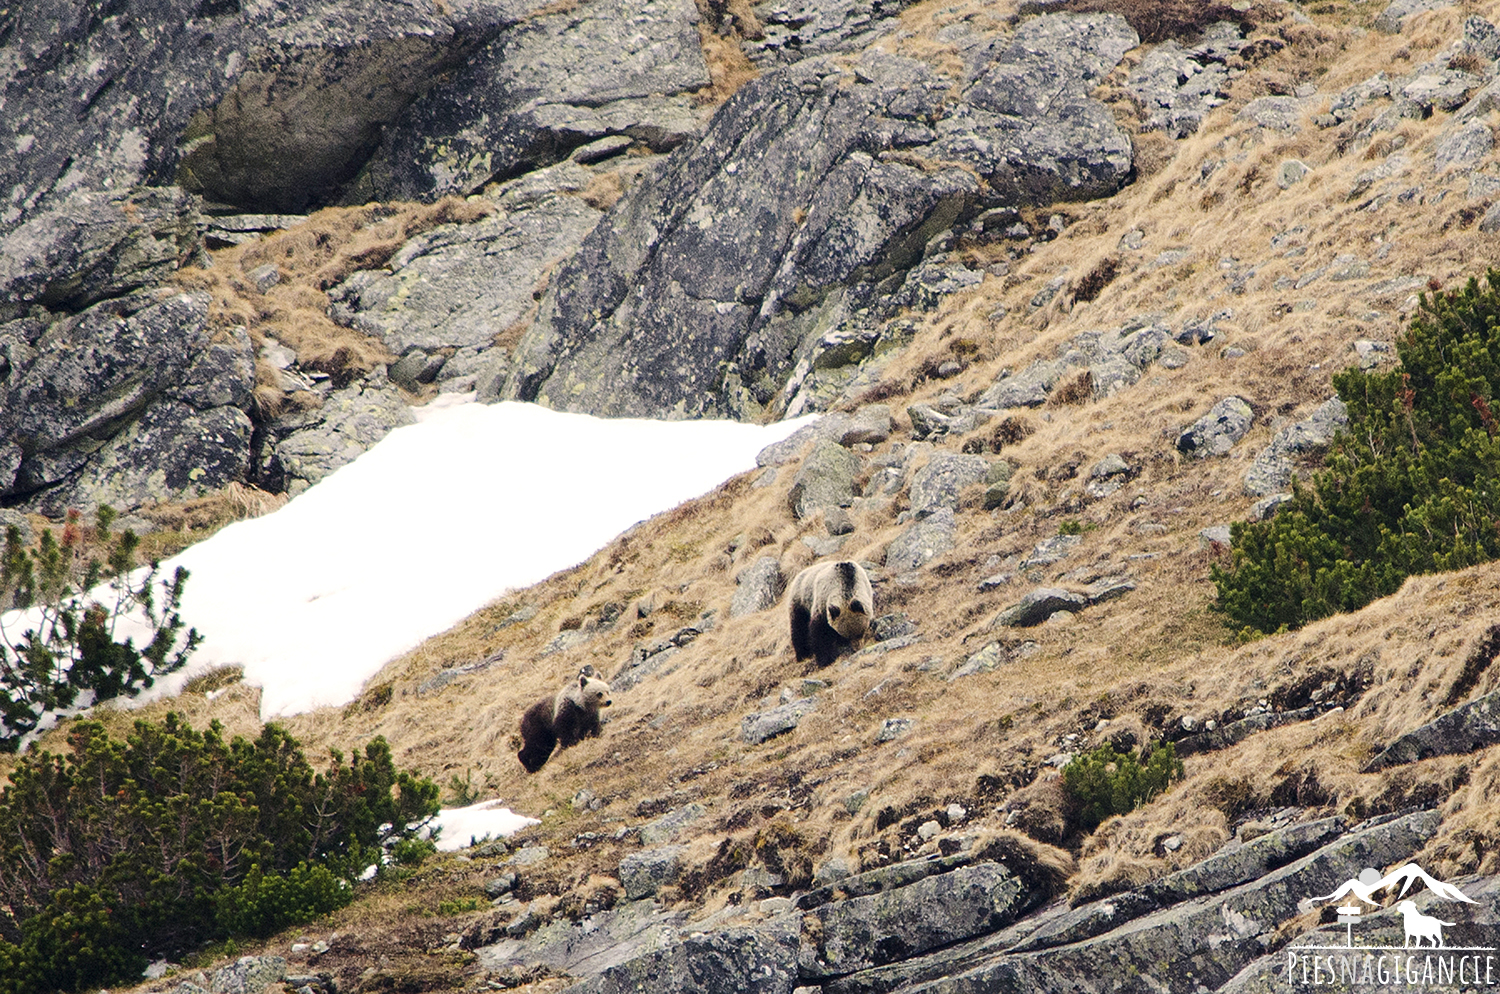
353,0,711,202
503,14,1138,420
1,0,529,228
465,811,1443,994
0,290,254,513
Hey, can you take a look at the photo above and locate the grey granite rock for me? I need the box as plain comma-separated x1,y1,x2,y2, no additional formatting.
0,188,201,320
329,196,603,355
908,453,991,518
885,509,956,571
992,587,1087,627
1177,396,1253,458
0,0,523,227
745,0,917,66
259,375,415,496
357,0,710,201
1365,686,1500,771
742,699,817,744
567,918,800,994
1374,0,1453,32
1433,119,1495,174
1,290,257,513
731,557,786,618
798,862,1029,979
788,439,862,520
1244,398,1346,496
619,846,686,901
502,15,1137,420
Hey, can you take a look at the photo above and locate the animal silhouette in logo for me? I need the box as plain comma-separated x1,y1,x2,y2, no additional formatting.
1396,900,1456,949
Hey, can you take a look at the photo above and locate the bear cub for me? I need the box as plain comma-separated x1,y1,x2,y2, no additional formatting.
788,560,875,668
517,665,613,773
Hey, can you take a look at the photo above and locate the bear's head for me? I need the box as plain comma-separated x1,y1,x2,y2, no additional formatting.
577,668,612,710
826,596,870,641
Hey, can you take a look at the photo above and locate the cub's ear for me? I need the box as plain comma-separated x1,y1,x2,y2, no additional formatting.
579,672,590,688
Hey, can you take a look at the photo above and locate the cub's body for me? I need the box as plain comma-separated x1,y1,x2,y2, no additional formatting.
518,668,612,773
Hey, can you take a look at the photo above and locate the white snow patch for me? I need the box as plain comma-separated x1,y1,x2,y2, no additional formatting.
427,799,540,851
6,399,812,720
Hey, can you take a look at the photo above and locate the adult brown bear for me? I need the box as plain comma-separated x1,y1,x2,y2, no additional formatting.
788,560,874,668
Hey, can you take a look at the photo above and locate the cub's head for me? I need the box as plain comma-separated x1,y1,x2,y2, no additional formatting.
577,668,613,710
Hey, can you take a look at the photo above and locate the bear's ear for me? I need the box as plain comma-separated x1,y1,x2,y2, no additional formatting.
580,663,597,678
579,672,590,688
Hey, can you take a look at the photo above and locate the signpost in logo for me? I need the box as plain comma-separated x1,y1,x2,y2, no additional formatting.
1287,863,1494,987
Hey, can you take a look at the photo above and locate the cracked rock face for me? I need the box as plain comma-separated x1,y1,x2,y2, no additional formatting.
354,0,712,202
0,291,256,513
328,195,605,355
0,0,523,227
503,14,1137,420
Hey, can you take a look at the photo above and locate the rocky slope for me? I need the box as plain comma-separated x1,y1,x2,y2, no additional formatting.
8,0,1500,992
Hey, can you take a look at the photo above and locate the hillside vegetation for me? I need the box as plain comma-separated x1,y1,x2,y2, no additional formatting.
9,0,1500,991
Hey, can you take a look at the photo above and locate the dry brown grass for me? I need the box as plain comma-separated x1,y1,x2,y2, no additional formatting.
695,25,760,105
135,481,288,559
578,171,625,212
65,5,1500,986
173,197,491,405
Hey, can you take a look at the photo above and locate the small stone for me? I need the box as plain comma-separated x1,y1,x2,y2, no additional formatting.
484,872,518,898
826,507,854,536
249,263,281,292
946,803,967,824
1162,834,1183,852
760,896,794,915
876,717,914,743
1276,159,1310,189
917,820,942,841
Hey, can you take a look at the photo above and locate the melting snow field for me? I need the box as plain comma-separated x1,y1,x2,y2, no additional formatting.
4,398,809,836
129,397,809,717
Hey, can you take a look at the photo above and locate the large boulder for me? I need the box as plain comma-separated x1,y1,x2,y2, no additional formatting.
1177,396,1254,458
0,0,526,228
502,14,1137,420
0,188,201,320
787,439,861,520
328,195,604,355
908,453,991,518
354,0,711,201
0,291,256,513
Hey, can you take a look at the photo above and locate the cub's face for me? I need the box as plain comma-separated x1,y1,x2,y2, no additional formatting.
827,597,870,641
579,674,613,709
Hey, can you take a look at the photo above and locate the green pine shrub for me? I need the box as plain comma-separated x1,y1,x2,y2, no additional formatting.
0,714,440,993
1214,272,1500,634
1063,742,1184,832
0,507,201,750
